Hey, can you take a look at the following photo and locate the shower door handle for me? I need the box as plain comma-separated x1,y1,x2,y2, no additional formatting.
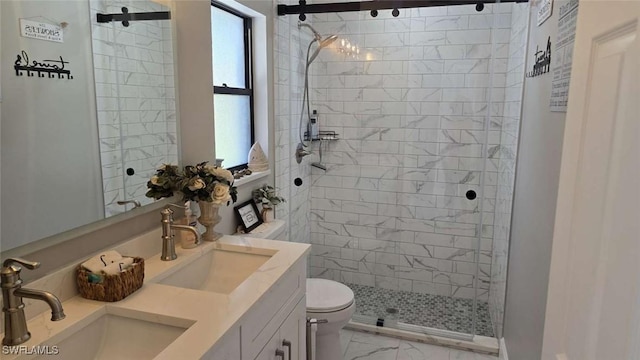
275,349,285,359
282,339,292,359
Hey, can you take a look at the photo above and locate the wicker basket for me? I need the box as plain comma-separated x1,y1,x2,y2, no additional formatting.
76,257,145,302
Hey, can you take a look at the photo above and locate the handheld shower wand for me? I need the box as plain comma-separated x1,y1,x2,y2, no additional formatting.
296,22,338,151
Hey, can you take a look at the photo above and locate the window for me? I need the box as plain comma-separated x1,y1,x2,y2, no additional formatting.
211,3,254,170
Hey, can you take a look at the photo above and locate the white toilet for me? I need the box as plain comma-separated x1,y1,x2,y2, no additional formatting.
235,221,356,360
306,278,355,360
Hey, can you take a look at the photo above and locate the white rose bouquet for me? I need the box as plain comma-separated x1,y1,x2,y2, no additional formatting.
177,162,237,205
145,164,181,200
146,162,237,205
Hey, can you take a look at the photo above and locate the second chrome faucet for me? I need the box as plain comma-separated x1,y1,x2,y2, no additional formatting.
160,205,200,261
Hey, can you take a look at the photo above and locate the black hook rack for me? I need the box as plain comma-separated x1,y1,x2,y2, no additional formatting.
13,50,73,80
97,7,170,27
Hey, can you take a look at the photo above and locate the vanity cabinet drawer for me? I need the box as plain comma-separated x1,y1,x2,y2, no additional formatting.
254,297,306,360
277,297,306,360
241,258,307,360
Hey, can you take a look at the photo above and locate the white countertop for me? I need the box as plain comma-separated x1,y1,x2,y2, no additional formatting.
4,234,310,359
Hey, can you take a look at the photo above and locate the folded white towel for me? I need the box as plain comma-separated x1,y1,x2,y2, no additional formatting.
81,250,123,273
101,257,135,275
100,250,123,265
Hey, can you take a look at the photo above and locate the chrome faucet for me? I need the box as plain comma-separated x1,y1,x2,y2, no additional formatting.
1,258,66,346
160,205,201,261
117,199,142,208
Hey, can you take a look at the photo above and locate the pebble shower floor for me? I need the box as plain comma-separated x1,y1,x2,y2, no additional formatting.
346,283,495,337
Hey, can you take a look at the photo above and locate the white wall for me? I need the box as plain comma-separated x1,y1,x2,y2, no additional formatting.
1,1,103,250
173,0,214,167
217,0,275,236
503,2,570,358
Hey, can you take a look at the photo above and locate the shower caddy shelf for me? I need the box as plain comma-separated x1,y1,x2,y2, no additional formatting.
304,130,340,142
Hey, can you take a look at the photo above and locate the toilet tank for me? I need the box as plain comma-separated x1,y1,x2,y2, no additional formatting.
236,220,286,240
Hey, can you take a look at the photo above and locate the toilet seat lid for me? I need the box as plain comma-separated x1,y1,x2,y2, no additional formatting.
306,278,354,313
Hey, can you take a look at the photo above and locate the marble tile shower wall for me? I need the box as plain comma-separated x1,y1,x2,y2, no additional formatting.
90,0,177,217
274,0,315,244
489,3,529,338
305,5,517,301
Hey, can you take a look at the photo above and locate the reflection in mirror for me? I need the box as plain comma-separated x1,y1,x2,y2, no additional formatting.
89,0,177,217
1,0,178,252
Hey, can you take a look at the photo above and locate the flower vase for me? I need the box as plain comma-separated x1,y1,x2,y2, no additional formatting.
261,206,274,223
198,201,222,241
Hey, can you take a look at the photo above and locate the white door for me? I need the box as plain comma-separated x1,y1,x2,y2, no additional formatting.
542,1,640,360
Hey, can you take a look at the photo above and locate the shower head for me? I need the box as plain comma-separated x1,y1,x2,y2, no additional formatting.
307,34,338,65
298,22,322,41
320,34,339,48
298,21,337,65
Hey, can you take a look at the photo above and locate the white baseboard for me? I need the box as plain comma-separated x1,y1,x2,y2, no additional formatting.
499,338,509,360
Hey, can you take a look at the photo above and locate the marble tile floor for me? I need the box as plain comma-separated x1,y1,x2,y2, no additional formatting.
340,330,498,360
346,283,495,337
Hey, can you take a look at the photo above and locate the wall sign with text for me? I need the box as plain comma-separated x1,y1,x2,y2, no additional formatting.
20,19,64,43
537,0,554,26
550,0,579,112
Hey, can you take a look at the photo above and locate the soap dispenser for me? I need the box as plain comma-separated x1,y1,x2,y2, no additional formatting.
180,201,201,249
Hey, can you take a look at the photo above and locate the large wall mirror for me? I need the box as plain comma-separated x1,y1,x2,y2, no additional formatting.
1,0,179,253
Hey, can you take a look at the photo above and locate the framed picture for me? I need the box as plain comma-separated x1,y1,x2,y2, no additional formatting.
234,200,263,233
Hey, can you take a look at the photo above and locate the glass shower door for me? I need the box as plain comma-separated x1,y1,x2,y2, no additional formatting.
487,1,530,340
304,2,513,339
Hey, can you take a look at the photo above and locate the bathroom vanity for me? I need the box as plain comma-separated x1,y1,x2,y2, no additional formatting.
1,231,310,359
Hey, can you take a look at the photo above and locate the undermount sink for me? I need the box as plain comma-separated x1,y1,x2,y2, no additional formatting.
158,248,273,294
34,314,190,360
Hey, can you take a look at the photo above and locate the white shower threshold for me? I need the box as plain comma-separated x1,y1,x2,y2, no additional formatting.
345,321,499,356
